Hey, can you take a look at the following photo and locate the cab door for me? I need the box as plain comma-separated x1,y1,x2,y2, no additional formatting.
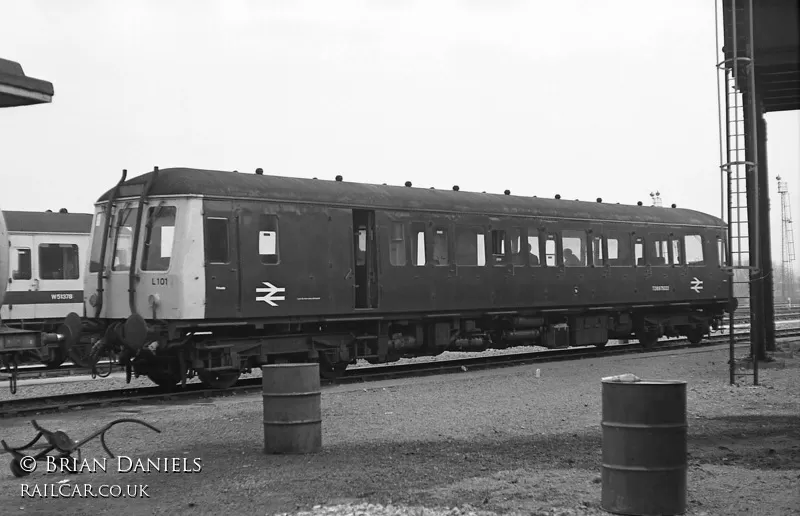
2,234,36,321
203,200,242,318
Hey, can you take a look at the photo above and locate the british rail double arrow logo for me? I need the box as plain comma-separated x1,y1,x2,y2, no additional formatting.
690,277,704,294
256,281,286,306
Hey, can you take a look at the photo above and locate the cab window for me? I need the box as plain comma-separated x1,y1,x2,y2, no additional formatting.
111,207,139,271
141,206,176,271
89,212,105,273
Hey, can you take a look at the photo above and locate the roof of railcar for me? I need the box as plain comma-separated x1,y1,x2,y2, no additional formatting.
4,210,92,234
97,167,726,227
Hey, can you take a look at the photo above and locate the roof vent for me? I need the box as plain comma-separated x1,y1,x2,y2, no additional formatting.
59,208,68,213
405,181,412,187
233,170,239,173
555,194,561,199
453,185,459,191
335,175,343,182
504,189,510,195
255,168,263,175
45,209,53,213
596,198,602,203
671,203,677,208
637,201,643,206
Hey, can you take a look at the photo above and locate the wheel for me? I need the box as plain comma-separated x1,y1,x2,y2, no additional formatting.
636,330,660,349
68,344,94,368
318,356,348,380
685,328,704,345
40,347,66,368
197,370,241,389
146,371,182,388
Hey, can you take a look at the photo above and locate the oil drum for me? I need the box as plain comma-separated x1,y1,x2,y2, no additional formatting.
601,377,687,515
262,363,322,454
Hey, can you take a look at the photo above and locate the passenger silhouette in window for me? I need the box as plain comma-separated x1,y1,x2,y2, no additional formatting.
563,248,581,266
528,243,539,265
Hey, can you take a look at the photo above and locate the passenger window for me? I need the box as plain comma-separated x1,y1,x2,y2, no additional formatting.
607,232,633,266
491,229,506,265
433,228,449,266
259,214,279,265
649,234,670,266
111,207,139,271
355,226,366,266
389,222,406,266
89,212,105,273
39,244,80,280
592,236,604,265
12,248,32,280
509,228,524,267
716,236,726,267
545,233,557,266
561,230,587,267
671,237,683,265
411,223,426,266
685,234,705,265
455,226,485,266
206,217,229,264
141,206,176,272
634,237,644,265
527,230,540,266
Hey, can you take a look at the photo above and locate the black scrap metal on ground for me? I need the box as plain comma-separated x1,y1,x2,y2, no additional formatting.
0,418,161,477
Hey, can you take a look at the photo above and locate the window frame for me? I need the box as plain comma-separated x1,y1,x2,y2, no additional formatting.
38,243,80,280
684,233,705,266
141,205,177,272
205,217,231,265
526,227,542,267
110,206,139,272
11,247,32,280
388,221,406,267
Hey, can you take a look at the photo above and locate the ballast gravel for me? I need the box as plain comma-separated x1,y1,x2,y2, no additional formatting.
0,339,798,516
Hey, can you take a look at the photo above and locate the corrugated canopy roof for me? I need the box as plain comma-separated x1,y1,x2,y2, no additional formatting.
0,58,54,108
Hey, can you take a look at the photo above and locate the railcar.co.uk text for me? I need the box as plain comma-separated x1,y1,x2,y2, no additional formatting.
18,455,203,499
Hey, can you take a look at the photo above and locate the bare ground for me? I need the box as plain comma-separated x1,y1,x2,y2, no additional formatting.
0,339,798,516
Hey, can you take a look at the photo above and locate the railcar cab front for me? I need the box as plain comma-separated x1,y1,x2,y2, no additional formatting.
65,170,206,368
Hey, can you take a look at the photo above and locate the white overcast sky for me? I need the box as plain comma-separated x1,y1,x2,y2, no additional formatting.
1,0,798,269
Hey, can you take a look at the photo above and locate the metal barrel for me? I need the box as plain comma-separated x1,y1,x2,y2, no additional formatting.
262,363,322,454
601,379,687,515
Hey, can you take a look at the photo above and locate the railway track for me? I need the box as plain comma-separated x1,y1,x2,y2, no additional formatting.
6,307,798,382
1,326,798,420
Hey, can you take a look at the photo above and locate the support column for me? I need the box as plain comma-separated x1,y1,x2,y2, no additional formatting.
756,104,776,352
743,88,766,361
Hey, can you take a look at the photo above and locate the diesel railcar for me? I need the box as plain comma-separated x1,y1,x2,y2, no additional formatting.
60,167,732,389
1,210,92,366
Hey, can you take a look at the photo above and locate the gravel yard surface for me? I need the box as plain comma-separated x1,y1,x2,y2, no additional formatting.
0,339,798,516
